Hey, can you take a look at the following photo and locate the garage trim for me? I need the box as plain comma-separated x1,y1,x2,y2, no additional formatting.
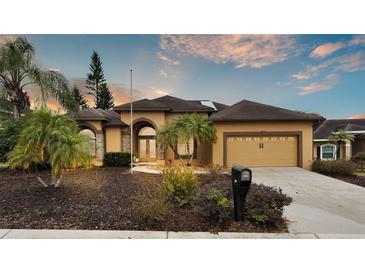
223,131,303,168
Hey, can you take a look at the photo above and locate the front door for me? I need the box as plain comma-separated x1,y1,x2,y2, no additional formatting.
139,137,156,161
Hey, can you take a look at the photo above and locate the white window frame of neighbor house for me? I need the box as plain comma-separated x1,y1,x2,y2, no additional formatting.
320,144,337,160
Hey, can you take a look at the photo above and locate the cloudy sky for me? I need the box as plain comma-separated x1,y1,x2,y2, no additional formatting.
1,34,364,118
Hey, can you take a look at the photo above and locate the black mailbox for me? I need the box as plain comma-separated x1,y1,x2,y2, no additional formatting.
231,166,252,222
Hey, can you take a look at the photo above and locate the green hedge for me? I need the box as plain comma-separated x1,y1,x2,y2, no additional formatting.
311,160,357,176
103,152,131,167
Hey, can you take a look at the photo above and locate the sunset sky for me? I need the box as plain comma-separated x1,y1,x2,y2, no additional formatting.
1,34,364,118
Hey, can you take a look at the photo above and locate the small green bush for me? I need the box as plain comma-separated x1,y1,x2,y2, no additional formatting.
352,152,365,172
103,152,131,167
246,184,292,226
311,160,357,176
161,167,198,207
133,185,170,224
198,187,231,226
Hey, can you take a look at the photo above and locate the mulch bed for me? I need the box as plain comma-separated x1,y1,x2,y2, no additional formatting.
333,174,365,188
0,167,288,232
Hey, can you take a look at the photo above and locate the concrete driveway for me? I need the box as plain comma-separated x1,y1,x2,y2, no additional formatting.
252,167,365,234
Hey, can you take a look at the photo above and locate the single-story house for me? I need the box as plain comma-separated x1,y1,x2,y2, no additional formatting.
313,119,365,161
74,95,322,169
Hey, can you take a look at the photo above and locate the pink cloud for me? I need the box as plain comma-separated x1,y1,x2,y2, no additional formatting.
348,114,365,119
160,35,297,69
0,34,17,44
349,35,365,46
310,42,345,58
292,51,365,80
298,73,339,95
158,53,180,66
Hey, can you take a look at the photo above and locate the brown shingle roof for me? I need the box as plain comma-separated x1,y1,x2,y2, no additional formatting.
152,95,216,112
210,99,322,122
114,98,170,111
114,95,220,113
314,119,365,139
74,109,127,127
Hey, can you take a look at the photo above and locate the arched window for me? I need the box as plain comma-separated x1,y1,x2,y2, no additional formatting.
79,129,96,157
138,126,156,136
320,144,336,160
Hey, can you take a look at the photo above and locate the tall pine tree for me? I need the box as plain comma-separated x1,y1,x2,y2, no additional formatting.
98,83,114,110
85,51,106,108
71,86,89,110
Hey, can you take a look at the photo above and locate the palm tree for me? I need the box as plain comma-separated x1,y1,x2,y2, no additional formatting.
0,37,71,119
329,129,355,159
156,114,217,166
8,108,92,187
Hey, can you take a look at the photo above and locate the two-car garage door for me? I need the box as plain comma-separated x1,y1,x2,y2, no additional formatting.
226,134,299,167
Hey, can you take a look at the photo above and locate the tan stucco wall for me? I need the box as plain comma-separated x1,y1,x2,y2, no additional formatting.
120,111,166,127
88,121,103,131
105,127,122,152
213,121,313,170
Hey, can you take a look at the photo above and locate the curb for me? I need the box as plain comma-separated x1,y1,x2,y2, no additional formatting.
1,229,364,239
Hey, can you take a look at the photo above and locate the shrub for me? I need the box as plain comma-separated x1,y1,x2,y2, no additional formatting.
245,184,292,226
8,109,92,187
133,185,170,224
198,187,232,226
161,167,198,206
311,160,357,176
203,165,225,184
103,152,131,167
0,118,22,163
352,152,365,172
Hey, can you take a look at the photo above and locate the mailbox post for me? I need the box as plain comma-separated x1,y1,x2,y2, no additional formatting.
231,166,252,222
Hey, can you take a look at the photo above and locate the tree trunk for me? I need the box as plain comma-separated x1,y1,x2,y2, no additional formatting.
186,141,191,166
170,145,185,166
13,105,20,120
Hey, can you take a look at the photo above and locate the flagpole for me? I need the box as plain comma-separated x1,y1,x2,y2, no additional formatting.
130,69,133,174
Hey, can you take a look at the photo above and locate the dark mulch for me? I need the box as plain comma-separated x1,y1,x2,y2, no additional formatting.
0,167,288,232
333,174,365,188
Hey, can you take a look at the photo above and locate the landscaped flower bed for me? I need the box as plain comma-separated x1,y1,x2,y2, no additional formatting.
0,167,292,232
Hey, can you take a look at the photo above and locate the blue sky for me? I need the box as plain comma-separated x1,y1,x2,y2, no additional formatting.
2,34,364,118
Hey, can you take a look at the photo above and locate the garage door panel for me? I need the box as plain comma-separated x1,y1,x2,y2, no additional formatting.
227,135,298,167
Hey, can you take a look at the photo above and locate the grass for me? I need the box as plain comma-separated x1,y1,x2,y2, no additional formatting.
354,171,365,177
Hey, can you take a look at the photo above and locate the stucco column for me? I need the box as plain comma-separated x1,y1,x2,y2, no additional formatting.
96,132,105,161
344,140,352,160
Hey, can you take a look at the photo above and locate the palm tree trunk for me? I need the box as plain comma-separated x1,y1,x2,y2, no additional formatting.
13,105,20,120
169,145,185,166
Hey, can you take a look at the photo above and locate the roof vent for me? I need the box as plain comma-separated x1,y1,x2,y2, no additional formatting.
200,100,217,111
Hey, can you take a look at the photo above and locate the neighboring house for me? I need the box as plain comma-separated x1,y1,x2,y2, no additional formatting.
313,119,365,161
74,95,321,169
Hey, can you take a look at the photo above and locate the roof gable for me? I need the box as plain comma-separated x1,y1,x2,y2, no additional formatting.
210,99,321,122
314,119,365,139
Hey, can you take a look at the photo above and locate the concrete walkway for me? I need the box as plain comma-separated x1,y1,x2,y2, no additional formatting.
252,167,365,234
1,229,364,239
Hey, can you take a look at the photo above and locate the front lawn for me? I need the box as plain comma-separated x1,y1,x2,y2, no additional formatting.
0,167,292,232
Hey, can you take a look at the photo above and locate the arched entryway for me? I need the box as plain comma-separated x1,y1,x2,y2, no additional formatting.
132,119,158,162
79,129,97,157
138,126,156,161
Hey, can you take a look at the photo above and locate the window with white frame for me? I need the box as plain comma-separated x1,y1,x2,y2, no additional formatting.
320,144,336,160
